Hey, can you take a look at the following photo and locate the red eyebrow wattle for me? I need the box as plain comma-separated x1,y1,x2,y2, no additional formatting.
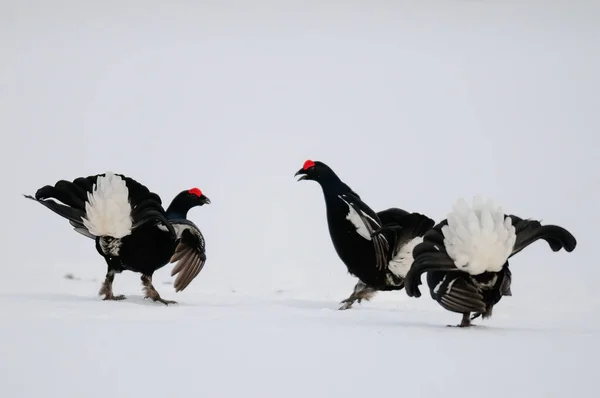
303,160,315,170
188,188,202,197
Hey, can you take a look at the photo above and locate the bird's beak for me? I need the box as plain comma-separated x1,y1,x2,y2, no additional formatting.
294,169,308,181
203,196,211,205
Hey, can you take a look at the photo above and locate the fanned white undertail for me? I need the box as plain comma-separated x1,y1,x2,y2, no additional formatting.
82,172,133,238
441,196,516,275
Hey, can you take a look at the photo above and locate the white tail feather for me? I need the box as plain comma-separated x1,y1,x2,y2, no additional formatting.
441,196,516,275
82,172,132,238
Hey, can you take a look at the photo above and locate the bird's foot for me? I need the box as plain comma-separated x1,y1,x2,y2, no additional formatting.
144,295,178,306
103,294,126,301
446,313,473,328
337,281,378,310
338,299,355,310
99,274,125,301
141,275,177,306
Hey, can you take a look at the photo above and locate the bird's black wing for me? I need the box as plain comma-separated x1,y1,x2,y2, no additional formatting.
377,208,435,241
430,274,487,315
168,219,208,292
341,191,382,224
374,208,435,267
377,207,411,223
404,221,463,297
337,192,389,271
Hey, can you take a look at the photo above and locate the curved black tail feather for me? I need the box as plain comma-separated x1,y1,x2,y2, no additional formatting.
509,216,577,257
24,194,88,233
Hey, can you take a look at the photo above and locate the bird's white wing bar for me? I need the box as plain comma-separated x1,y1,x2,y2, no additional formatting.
337,194,381,240
338,194,389,271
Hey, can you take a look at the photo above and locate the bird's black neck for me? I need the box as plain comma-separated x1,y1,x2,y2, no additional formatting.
165,195,194,220
317,177,363,225
318,176,359,204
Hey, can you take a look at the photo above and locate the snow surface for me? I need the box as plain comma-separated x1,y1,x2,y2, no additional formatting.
2,267,599,398
1,1,599,398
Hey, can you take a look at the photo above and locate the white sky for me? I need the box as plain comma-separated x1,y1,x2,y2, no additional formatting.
1,0,598,300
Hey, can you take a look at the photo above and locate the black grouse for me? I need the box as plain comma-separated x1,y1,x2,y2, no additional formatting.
295,159,435,310
404,196,577,327
25,171,210,305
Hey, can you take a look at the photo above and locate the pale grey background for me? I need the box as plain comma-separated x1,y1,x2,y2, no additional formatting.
1,0,598,304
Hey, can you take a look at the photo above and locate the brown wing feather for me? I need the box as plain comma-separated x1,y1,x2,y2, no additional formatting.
169,225,207,292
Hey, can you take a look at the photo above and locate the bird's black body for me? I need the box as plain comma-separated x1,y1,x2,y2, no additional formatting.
100,223,177,275
321,188,388,288
25,172,210,305
405,215,577,327
295,160,435,309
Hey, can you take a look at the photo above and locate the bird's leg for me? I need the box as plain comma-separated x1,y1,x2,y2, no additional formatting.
141,275,177,305
338,280,377,310
459,313,472,327
447,313,473,328
99,269,126,301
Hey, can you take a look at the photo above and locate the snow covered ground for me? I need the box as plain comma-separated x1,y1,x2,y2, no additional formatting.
1,264,599,398
2,1,599,398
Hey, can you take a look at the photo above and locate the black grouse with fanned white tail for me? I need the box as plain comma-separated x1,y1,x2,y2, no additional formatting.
295,160,435,310
24,172,210,305
404,196,577,327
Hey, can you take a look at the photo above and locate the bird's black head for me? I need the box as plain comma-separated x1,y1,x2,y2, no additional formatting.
294,159,339,183
183,187,211,206
166,188,211,219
